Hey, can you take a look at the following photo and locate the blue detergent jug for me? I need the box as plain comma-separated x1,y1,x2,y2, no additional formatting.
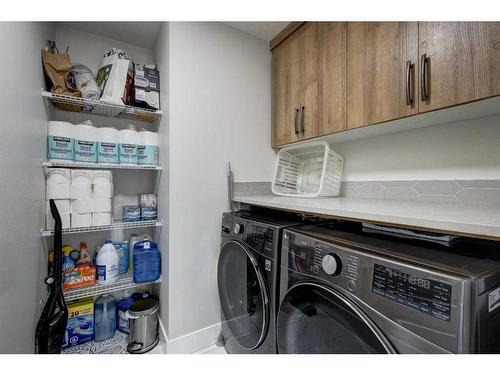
133,240,161,283
94,294,116,341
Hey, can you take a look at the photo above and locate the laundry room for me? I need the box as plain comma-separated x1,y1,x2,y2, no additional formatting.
1,0,500,374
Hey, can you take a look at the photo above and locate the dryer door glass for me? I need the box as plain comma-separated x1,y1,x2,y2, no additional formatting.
277,283,392,353
218,241,269,350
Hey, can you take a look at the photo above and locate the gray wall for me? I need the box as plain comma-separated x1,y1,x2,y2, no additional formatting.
0,22,54,353
164,22,275,344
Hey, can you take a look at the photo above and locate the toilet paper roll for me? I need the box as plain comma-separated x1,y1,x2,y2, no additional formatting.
71,170,92,185
46,212,71,230
93,212,112,226
93,198,112,213
46,199,70,215
71,213,92,228
46,183,70,200
93,184,113,198
46,168,71,185
71,199,93,214
70,183,92,199
92,170,113,185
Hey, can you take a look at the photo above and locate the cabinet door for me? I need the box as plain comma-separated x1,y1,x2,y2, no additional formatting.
319,22,347,136
272,31,302,147
298,22,320,141
418,22,500,112
347,22,418,129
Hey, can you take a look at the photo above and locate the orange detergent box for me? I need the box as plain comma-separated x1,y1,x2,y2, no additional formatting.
63,265,96,290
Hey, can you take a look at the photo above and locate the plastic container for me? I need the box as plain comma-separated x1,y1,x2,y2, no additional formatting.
118,125,138,165
74,122,97,163
271,141,344,198
137,130,159,166
47,121,74,162
116,290,134,334
133,240,161,283
94,294,116,342
96,240,119,284
114,241,129,275
62,245,75,274
129,234,141,273
97,127,119,164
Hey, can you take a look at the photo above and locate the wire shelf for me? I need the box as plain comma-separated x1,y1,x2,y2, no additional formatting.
41,220,162,237
41,160,162,171
42,91,162,122
63,273,162,301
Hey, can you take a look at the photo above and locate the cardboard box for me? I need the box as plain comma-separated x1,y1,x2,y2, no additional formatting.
133,64,160,110
63,298,94,348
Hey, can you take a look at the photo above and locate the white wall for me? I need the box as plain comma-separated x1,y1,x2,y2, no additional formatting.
166,22,275,343
334,114,500,181
0,22,55,353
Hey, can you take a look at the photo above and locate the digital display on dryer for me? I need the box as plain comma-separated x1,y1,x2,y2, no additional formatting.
372,264,452,322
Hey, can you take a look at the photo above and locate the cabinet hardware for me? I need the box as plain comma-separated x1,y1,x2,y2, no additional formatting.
294,107,300,135
420,54,430,101
300,106,305,134
406,60,414,105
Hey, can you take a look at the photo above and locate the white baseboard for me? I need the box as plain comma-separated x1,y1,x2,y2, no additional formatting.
165,321,222,354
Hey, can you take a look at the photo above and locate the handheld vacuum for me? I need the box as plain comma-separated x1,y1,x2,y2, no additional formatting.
35,199,68,353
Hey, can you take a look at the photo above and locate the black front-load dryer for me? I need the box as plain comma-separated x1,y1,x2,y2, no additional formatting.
217,211,304,354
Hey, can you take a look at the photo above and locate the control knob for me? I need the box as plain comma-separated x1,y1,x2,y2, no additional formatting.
321,253,342,276
234,223,244,234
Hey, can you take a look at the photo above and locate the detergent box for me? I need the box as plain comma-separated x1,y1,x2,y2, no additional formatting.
63,298,94,348
63,265,96,290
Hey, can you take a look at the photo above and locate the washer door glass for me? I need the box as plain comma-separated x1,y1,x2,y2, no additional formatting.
217,241,269,350
277,283,391,353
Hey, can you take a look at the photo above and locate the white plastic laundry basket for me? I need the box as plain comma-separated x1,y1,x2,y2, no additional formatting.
272,141,344,198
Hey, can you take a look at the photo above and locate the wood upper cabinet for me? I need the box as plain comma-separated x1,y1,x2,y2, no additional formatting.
347,22,418,129
319,22,347,136
272,23,320,146
418,22,500,112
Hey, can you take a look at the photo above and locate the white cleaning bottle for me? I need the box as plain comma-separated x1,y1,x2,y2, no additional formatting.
96,240,119,284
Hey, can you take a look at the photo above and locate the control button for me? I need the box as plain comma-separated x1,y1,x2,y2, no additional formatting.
312,265,319,275
322,253,342,276
234,223,244,234
347,280,357,291
222,225,230,234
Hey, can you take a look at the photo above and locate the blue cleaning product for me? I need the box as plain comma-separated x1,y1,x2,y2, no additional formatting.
62,245,75,274
116,291,134,334
133,240,161,283
114,241,129,275
94,294,116,342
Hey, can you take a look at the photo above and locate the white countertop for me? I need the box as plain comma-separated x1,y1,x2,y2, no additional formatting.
234,195,500,240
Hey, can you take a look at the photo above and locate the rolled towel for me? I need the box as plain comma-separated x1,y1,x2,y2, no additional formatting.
70,63,100,100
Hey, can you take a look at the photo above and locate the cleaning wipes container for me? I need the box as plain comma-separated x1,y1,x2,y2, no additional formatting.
47,121,74,163
97,127,119,164
96,240,119,284
119,125,138,165
138,130,159,166
74,121,97,163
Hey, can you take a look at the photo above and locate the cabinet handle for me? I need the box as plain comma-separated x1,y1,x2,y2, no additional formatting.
405,60,414,105
420,54,430,101
294,107,300,135
300,106,305,134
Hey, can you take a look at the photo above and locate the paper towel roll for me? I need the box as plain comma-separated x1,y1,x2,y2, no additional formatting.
46,212,71,230
70,184,92,199
93,198,112,213
93,212,112,226
92,170,113,185
93,184,113,198
46,183,70,199
71,199,93,214
46,199,70,215
71,213,92,228
46,168,71,185
47,121,74,163
71,170,92,185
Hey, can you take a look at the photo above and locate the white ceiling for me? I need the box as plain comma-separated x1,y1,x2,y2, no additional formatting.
61,22,287,49
224,22,289,41
61,22,162,49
